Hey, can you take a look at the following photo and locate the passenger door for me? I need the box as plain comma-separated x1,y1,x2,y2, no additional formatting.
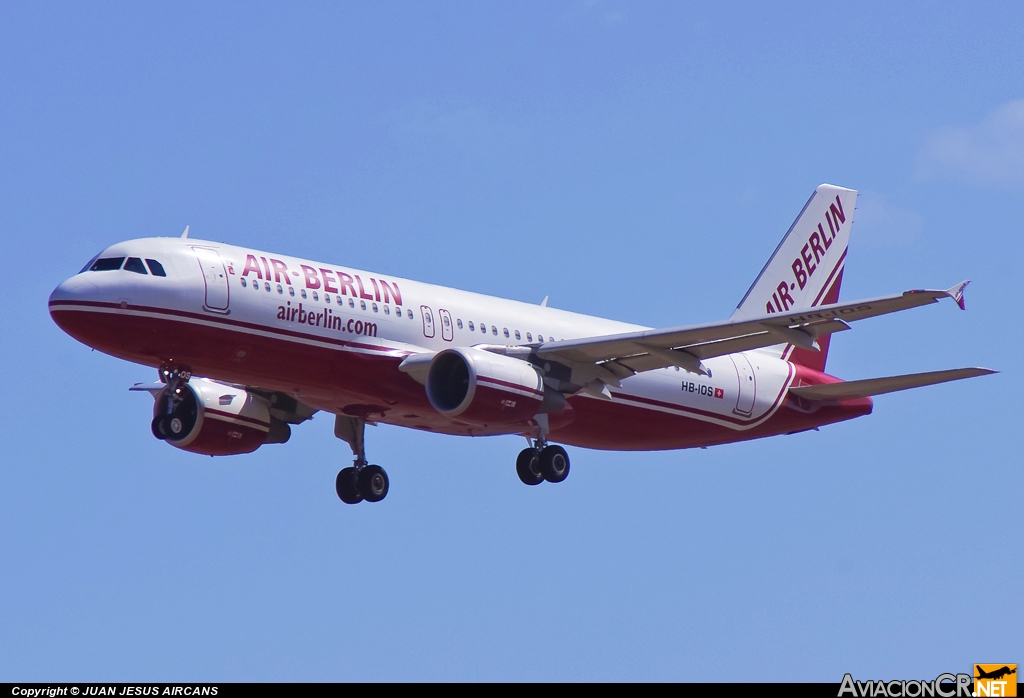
729,354,757,416
193,246,230,313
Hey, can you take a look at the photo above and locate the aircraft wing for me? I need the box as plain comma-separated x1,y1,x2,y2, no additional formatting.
534,282,971,386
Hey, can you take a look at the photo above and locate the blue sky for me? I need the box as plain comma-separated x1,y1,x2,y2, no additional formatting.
1,1,1021,681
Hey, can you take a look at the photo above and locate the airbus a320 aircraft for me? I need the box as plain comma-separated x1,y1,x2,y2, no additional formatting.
49,185,994,504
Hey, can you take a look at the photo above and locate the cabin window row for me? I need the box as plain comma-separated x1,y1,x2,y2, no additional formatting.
240,277,414,318
453,318,550,343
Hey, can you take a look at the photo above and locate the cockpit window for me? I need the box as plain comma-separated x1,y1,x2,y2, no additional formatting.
90,257,125,271
145,259,167,277
123,257,148,274
79,254,101,274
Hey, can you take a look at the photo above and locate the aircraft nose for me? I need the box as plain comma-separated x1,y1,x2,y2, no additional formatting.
49,274,99,306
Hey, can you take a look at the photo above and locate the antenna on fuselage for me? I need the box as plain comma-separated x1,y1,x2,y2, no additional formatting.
181,225,190,239
540,295,548,307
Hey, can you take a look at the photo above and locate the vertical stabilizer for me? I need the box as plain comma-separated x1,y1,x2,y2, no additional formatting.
731,184,857,371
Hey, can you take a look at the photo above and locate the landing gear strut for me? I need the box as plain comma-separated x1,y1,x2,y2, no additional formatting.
333,415,389,504
516,415,570,486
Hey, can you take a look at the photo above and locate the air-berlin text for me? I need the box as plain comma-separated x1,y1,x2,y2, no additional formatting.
276,302,377,337
239,254,402,305
766,194,846,314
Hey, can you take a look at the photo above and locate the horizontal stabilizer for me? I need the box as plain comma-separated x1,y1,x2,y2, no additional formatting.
789,367,996,401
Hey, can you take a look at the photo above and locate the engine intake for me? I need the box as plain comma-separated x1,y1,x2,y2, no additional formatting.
426,347,557,427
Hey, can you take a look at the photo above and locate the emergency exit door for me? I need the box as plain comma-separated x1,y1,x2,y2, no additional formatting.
420,305,435,338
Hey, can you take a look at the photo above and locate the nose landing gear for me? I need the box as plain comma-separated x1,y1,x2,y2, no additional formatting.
333,415,390,504
151,365,195,442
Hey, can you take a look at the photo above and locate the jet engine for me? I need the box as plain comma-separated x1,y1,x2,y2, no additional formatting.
150,377,291,456
425,347,562,427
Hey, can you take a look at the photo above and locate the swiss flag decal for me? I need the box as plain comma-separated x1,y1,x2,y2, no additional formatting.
713,388,724,399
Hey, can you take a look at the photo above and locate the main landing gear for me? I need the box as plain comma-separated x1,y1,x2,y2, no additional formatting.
516,419,570,487
516,444,570,485
333,415,389,504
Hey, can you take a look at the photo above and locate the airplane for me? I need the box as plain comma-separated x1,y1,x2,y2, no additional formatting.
48,184,995,504
975,666,1016,681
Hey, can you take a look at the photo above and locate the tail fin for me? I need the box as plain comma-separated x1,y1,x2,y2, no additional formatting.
731,183,857,372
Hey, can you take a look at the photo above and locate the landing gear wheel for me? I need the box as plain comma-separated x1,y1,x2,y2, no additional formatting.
539,445,570,483
335,467,363,504
151,416,169,440
168,416,185,437
359,465,389,502
516,448,544,486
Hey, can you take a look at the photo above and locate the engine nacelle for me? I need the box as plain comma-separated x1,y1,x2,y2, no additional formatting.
426,347,556,427
153,378,290,456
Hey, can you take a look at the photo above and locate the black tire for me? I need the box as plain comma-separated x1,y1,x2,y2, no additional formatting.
516,448,544,486
359,465,389,503
151,415,169,440
335,467,363,504
539,445,570,483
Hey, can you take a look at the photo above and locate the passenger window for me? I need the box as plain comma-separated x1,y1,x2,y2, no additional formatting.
468,321,475,331
360,300,366,310
503,328,509,338
526,332,532,342
515,330,521,340
372,303,378,312
145,259,166,277
277,284,283,294
325,294,331,304
481,323,487,334
384,305,390,315
349,298,356,308
241,278,248,288
312,291,319,301
457,319,463,329
336,295,342,304
289,287,295,297
301,289,307,299
264,282,271,292
538,335,544,342
90,257,125,271
492,326,498,336
407,309,413,319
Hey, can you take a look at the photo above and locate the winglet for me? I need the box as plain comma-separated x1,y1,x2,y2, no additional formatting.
181,225,190,239
540,295,549,307
947,280,969,310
